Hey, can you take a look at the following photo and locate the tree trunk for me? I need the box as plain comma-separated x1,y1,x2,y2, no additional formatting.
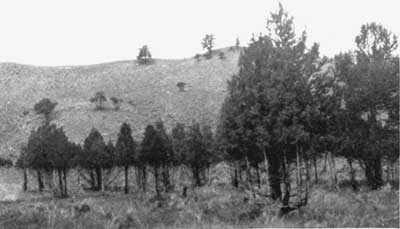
244,156,252,188
95,167,102,191
37,170,44,192
162,163,171,192
124,166,129,194
296,144,302,187
141,166,147,192
348,159,357,191
193,166,201,187
313,157,318,184
266,151,282,201
281,154,290,206
263,151,269,191
154,166,161,197
327,151,337,185
135,167,141,191
255,164,261,188
90,169,96,190
58,169,63,197
232,165,239,188
63,169,68,197
364,156,383,190
23,168,28,191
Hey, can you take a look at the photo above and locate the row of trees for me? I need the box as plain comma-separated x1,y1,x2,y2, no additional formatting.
217,4,399,210
17,119,216,198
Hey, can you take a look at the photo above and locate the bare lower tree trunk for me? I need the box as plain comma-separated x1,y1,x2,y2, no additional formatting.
327,151,337,185
296,144,302,187
281,154,291,206
37,170,44,192
135,167,142,191
313,157,318,184
244,156,251,188
124,166,129,194
263,151,269,191
232,162,239,188
58,168,63,197
255,164,261,188
154,166,161,197
95,167,102,191
266,151,282,200
63,169,68,197
348,158,357,191
162,163,171,192
23,168,28,191
141,166,147,192
193,166,201,187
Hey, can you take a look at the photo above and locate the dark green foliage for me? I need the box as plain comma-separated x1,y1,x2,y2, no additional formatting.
110,97,123,111
140,120,173,195
23,123,76,197
80,128,109,191
184,122,214,186
176,82,186,92
115,122,136,193
90,91,107,110
137,45,153,64
329,23,399,189
0,157,12,167
34,98,58,123
171,123,186,165
217,3,323,201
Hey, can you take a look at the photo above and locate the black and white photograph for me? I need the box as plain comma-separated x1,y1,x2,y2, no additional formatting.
0,0,399,228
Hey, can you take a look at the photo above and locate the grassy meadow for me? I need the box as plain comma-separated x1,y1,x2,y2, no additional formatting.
0,157,398,228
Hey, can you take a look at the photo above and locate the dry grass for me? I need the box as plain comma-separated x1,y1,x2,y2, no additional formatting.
0,161,398,228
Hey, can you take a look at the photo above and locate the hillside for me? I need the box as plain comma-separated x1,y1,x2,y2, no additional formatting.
0,48,240,159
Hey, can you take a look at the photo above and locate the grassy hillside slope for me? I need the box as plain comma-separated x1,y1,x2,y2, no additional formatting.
0,48,240,158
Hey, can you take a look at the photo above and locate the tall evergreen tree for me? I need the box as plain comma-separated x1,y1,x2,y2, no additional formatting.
81,128,108,191
115,122,136,194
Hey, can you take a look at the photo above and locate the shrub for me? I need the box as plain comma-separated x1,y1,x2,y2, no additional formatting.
0,157,13,167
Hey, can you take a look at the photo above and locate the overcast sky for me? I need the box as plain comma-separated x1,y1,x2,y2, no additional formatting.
0,0,398,66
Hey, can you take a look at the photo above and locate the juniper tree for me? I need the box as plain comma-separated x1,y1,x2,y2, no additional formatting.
331,23,399,189
81,128,108,191
110,97,123,111
218,4,322,203
202,34,214,58
140,124,166,196
115,122,136,194
184,122,213,187
137,45,153,64
34,98,58,124
90,91,107,110
171,123,186,165
154,120,174,192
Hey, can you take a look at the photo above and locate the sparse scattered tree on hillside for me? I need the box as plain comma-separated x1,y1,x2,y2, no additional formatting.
202,34,215,59
137,45,153,64
90,91,107,110
34,98,58,124
110,97,123,111
235,37,240,48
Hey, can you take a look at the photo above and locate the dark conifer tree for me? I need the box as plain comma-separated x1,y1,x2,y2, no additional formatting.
115,122,136,194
